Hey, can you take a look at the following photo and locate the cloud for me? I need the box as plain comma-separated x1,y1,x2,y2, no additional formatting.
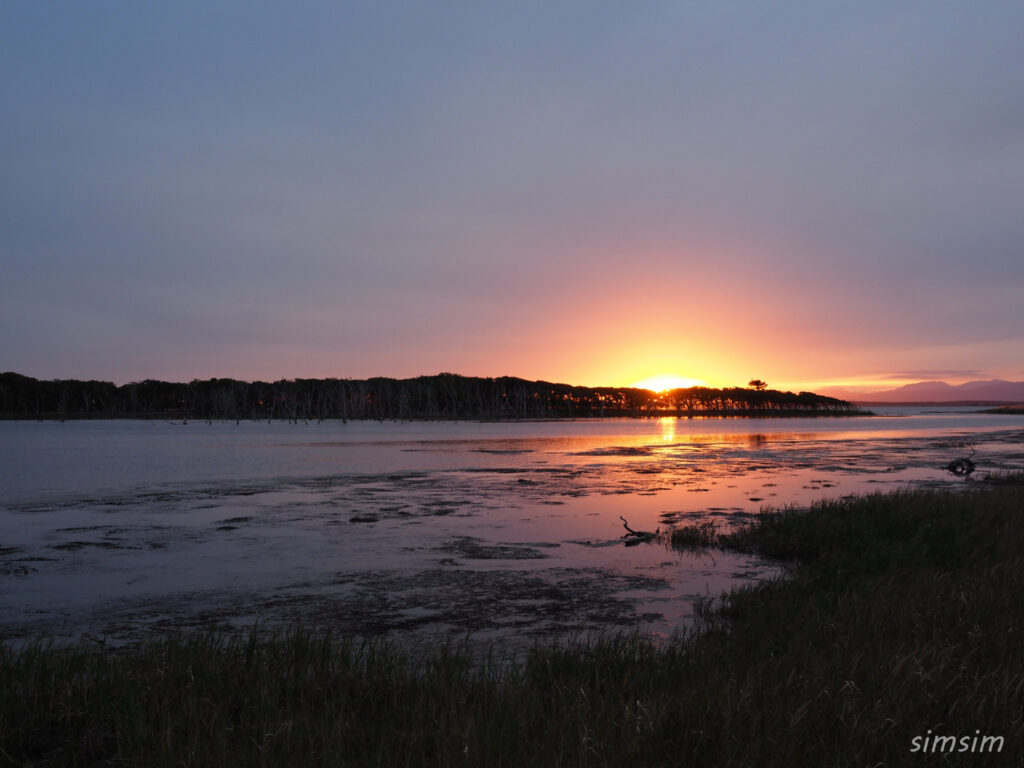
2,2,1024,386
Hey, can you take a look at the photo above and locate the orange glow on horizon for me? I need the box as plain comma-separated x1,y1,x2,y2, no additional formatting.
632,374,708,392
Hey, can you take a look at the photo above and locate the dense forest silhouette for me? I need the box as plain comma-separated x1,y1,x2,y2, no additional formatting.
0,372,859,422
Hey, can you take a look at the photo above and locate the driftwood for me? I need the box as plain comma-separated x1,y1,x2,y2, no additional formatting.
945,447,977,477
620,516,660,546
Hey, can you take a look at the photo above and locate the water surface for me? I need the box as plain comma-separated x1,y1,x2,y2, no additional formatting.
2,408,1022,646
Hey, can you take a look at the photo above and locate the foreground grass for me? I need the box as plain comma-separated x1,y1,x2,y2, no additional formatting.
4,480,1024,766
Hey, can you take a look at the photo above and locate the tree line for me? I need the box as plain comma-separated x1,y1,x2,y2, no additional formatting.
0,371,860,422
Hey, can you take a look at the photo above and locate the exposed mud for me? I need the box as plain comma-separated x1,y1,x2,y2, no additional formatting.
2,417,1022,647
440,537,555,560
18,566,674,648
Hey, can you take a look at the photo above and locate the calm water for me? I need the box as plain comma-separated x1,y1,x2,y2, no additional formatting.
2,408,1023,645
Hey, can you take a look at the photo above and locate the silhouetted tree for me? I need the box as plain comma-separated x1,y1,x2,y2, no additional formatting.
0,372,860,420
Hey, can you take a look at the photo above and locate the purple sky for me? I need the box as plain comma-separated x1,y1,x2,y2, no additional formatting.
2,2,1022,391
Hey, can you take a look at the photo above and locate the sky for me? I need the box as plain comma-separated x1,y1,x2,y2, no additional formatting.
2,2,1023,392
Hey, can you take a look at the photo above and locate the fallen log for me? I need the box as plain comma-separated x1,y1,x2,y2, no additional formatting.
620,516,660,546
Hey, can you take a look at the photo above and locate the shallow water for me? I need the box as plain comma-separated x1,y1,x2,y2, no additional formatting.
2,408,1022,646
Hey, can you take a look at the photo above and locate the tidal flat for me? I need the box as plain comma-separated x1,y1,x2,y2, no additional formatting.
3,476,1023,766
1,407,1022,648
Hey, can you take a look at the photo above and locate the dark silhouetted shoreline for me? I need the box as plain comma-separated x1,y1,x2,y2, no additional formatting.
0,371,861,421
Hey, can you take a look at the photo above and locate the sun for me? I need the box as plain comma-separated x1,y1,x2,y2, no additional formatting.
632,374,707,392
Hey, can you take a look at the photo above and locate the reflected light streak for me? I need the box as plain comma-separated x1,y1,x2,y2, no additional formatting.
660,416,675,442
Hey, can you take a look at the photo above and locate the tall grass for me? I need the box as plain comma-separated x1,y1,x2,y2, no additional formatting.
3,479,1023,766
667,519,718,548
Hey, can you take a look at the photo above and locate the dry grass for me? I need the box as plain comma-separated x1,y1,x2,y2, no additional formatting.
3,478,1023,766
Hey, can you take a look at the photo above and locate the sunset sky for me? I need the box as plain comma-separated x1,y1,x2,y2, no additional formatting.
2,2,1022,393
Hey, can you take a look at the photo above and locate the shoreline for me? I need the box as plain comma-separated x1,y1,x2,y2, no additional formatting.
5,476,1022,765
0,409,874,422
0,371,860,421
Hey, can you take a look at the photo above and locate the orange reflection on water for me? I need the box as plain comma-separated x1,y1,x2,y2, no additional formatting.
660,417,675,442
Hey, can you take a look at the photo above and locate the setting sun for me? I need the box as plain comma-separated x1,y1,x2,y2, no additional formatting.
632,374,708,392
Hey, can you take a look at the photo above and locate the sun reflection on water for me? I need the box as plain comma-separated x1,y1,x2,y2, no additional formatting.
660,416,675,442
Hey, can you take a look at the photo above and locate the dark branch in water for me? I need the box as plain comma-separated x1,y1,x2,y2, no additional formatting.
620,516,659,546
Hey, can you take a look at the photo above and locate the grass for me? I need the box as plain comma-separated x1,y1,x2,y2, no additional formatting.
3,478,1024,766
667,519,718,548
980,405,1024,415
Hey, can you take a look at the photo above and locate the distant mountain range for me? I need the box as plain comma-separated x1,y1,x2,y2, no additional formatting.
822,379,1024,404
